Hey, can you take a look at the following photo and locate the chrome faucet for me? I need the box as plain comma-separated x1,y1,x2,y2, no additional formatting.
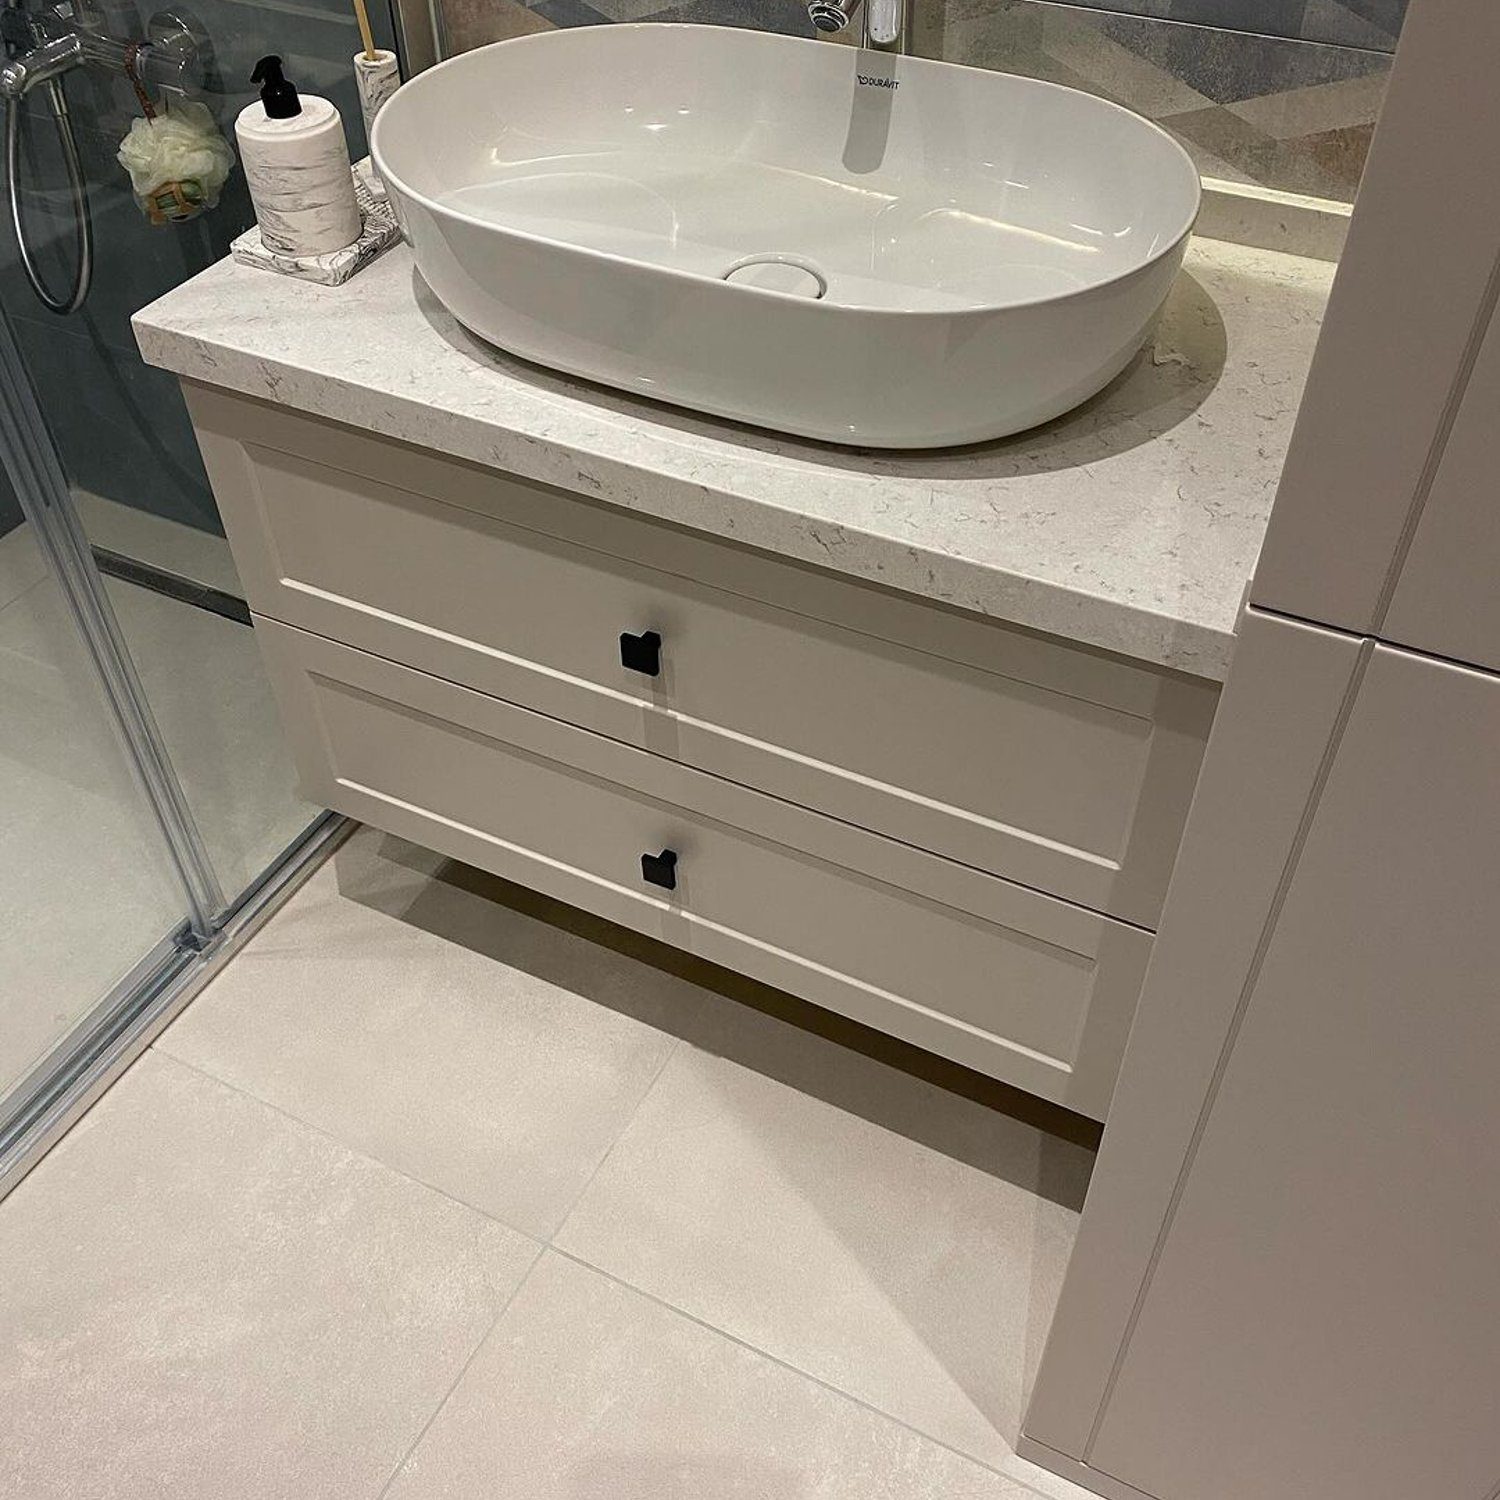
0,6,206,100
807,0,907,52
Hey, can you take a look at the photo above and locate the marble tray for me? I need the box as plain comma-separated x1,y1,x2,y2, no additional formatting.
231,169,399,287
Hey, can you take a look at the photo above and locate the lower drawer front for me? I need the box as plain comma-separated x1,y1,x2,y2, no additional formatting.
258,619,1152,1119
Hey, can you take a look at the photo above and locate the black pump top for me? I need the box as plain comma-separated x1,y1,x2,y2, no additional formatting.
251,55,300,119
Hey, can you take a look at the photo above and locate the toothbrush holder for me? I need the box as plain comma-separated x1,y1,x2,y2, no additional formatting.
353,48,400,194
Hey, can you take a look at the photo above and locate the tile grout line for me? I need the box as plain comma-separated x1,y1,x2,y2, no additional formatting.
371,1242,549,1500
0,564,59,620
540,1006,699,1247
148,1045,545,1242
148,850,703,1249
151,996,695,1249
546,1244,1064,1500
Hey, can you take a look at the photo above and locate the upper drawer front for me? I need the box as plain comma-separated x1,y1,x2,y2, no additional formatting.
190,386,1215,927
258,618,1151,1119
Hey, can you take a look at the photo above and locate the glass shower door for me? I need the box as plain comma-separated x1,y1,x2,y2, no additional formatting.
0,317,206,1119
0,461,186,1103
0,0,417,1179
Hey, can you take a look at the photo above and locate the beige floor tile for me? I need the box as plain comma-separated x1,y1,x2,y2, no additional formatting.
159,830,708,1238
102,575,316,901
385,1250,1035,1500
555,999,1093,1471
0,1049,538,1500
0,520,47,609
0,547,317,1101
0,568,187,1096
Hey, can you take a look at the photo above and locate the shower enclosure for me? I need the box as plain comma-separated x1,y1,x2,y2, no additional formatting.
0,0,432,1196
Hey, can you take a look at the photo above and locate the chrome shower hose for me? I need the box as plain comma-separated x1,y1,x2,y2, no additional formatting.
5,76,92,314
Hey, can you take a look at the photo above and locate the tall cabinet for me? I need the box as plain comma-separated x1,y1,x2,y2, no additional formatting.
1018,2,1500,1497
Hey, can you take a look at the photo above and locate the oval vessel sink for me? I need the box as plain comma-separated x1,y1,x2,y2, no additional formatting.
373,25,1201,449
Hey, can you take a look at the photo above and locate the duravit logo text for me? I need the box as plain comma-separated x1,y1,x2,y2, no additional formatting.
857,74,899,89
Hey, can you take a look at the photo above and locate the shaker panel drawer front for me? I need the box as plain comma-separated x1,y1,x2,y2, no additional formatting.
259,619,1151,1119
191,388,1214,928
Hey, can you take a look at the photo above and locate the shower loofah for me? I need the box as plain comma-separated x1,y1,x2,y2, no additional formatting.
117,100,235,224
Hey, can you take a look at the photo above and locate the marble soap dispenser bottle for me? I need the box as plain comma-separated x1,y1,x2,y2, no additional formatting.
236,56,362,257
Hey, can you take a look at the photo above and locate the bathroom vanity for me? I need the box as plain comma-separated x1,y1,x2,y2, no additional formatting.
134,230,1332,1122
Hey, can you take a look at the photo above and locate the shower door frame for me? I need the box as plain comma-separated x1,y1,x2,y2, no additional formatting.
0,310,349,1205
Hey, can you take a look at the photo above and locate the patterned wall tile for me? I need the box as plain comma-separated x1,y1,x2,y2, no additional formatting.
919,0,1388,196
433,0,1391,199
588,0,680,23
1302,0,1405,48
1331,0,1405,39
1089,7,1385,100
439,0,554,56
531,0,613,24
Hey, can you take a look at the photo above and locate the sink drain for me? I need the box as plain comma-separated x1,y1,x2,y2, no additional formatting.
721,253,828,300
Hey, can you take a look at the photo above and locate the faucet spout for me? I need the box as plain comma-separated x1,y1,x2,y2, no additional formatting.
807,0,858,32
863,0,903,49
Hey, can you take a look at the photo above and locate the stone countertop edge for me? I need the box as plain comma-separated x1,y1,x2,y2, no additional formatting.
132,235,1335,683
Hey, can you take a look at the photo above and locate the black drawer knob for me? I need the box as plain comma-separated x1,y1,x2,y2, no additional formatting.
640,848,678,891
620,629,662,677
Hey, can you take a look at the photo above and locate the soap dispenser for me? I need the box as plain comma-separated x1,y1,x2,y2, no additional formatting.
236,55,362,257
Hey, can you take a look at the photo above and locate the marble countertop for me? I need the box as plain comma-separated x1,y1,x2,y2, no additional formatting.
134,236,1333,681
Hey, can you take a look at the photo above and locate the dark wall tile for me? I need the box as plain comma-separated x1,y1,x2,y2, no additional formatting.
9,315,221,531
1167,0,1307,28
1014,0,1405,49
0,463,21,539
1091,5,1386,101
531,0,612,25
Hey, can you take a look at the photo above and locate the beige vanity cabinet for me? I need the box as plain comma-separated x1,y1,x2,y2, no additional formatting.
1380,299,1500,674
1249,0,1500,644
185,381,1219,1121
1262,286,1500,677
1028,632,1500,1500
1025,4,1500,1486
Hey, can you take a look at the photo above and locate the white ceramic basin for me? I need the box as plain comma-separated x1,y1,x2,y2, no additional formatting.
373,25,1200,448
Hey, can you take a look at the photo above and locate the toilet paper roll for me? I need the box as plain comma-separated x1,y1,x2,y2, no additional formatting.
236,95,362,257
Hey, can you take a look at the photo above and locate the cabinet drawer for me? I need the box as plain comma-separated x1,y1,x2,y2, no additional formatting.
259,618,1152,1119
191,385,1215,928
